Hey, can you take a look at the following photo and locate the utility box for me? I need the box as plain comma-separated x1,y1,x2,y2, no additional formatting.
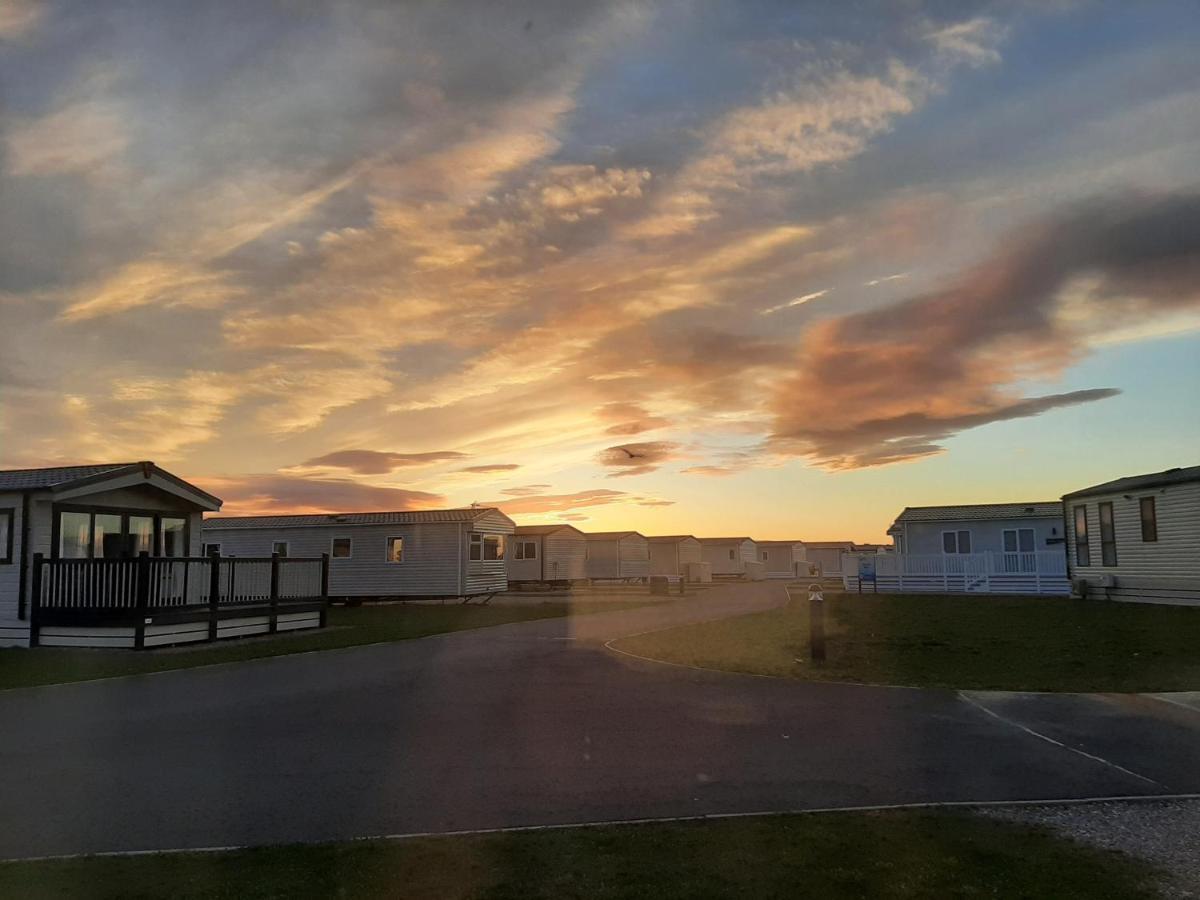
684,562,712,583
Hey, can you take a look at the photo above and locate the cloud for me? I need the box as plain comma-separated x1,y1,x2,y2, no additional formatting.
633,497,674,507
501,484,552,496
864,273,908,287
6,99,127,179
596,401,670,436
293,449,469,475
925,17,1008,68
770,190,1200,469
760,289,829,316
596,441,683,477
0,0,42,39
200,474,446,516
680,465,738,477
482,488,629,515
458,463,521,474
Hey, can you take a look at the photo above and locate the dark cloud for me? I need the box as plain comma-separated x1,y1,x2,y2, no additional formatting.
458,463,521,474
770,190,1200,468
596,441,683,477
299,449,468,474
200,474,445,515
596,401,670,436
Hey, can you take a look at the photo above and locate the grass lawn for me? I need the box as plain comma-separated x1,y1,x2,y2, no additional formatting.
0,810,1162,899
613,591,1200,692
0,600,652,691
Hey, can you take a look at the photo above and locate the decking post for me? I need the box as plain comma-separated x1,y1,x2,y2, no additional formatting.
208,549,221,642
134,551,150,650
29,553,43,648
269,552,280,634
319,553,330,628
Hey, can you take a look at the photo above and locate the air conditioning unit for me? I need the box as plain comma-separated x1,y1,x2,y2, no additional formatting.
1096,574,1116,588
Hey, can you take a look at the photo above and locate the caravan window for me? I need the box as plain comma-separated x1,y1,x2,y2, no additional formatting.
0,509,11,564
1002,529,1035,553
272,541,289,558
469,533,482,561
1099,502,1118,566
1073,505,1090,566
331,537,352,559
484,534,506,560
941,530,971,554
1140,497,1158,542
386,537,404,563
515,541,537,560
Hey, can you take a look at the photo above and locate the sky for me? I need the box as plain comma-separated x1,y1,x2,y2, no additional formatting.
1,0,1198,541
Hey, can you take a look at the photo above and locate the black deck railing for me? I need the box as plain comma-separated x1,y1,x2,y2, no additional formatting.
29,552,329,648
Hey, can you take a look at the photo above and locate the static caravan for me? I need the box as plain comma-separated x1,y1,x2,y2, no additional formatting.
509,524,588,585
203,507,515,600
584,531,650,581
1063,466,1200,606
0,462,325,650
757,541,809,579
646,535,703,577
699,537,764,579
804,541,856,577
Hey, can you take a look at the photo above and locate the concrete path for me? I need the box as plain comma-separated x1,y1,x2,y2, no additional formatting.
0,582,1197,860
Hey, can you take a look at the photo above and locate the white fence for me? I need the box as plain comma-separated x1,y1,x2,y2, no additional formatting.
842,551,1069,596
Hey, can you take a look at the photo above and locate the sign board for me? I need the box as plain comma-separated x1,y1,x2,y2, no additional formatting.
857,556,876,582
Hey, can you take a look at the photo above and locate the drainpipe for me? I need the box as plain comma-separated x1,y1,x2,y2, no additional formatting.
456,522,463,597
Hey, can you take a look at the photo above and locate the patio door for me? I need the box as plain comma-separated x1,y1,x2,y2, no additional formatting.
1002,528,1035,572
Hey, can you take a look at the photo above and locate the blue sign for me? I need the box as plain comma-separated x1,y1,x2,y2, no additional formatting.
858,557,877,582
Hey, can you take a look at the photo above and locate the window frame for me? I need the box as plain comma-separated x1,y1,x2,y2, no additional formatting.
50,504,190,560
482,534,506,561
330,536,353,559
1140,497,1158,543
1002,528,1035,553
762,550,769,562
0,508,13,564
202,542,221,557
385,536,404,564
1099,501,1118,567
272,541,289,558
515,540,537,561
1073,505,1091,567
469,533,483,561
941,530,972,554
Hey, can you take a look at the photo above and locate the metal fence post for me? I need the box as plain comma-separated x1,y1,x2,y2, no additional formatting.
809,583,826,664
319,553,330,628
134,551,150,650
208,549,221,641
269,552,280,634
29,553,43,648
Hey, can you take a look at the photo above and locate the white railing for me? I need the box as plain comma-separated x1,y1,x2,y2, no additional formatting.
843,551,1069,596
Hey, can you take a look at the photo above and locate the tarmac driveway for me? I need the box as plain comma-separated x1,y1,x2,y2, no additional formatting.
0,582,1197,859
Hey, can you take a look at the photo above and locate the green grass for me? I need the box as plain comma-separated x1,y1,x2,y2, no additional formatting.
614,591,1200,692
0,601,651,691
0,810,1161,899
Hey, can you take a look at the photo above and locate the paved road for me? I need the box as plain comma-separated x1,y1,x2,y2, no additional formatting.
1,582,1198,859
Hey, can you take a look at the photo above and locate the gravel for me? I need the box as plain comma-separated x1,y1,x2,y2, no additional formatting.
985,799,1200,898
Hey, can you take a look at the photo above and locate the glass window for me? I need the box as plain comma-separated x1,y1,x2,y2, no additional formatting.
129,516,155,555
203,543,221,557
1019,529,1034,552
1140,497,1158,542
942,531,956,554
762,551,769,561
728,549,735,560
331,537,352,559
483,534,505,560
59,511,92,558
1003,529,1017,553
0,509,12,564
386,537,404,563
957,530,971,553
1003,528,1035,553
515,541,536,560
273,541,289,558
1099,502,1117,567
469,534,483,561
1074,505,1090,567
94,513,124,559
161,517,188,557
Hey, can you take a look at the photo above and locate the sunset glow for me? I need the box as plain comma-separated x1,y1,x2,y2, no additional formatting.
2,2,1198,540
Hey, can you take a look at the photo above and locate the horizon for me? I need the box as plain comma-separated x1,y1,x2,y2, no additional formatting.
2,1,1198,543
